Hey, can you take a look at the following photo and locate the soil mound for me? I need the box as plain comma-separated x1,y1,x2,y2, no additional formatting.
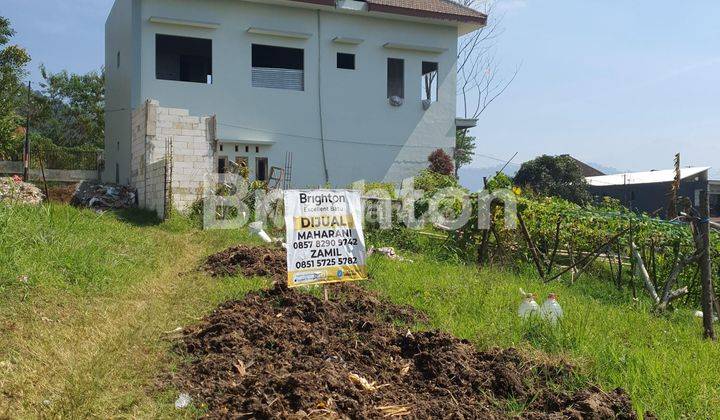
47,183,78,204
172,284,637,419
203,245,287,278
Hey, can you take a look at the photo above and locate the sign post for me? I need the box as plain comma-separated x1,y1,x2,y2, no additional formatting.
284,190,367,289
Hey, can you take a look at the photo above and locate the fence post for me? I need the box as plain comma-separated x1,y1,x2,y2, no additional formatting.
699,188,716,340
22,81,31,181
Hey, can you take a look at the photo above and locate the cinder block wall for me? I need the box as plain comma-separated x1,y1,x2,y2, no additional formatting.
131,99,216,216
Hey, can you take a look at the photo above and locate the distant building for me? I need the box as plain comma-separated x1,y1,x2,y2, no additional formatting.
586,167,714,218
711,180,720,218
562,155,605,177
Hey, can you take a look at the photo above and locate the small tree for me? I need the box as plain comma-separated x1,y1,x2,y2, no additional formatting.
454,130,476,176
37,65,105,148
514,155,590,204
428,149,454,176
0,16,31,159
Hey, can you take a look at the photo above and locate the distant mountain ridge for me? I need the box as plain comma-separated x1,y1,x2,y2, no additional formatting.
458,160,621,191
458,165,517,191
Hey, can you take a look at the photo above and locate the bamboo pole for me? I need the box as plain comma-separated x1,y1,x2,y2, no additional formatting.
545,228,630,283
517,211,545,279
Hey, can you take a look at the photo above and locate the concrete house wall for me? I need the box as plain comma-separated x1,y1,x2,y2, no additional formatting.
104,0,140,185
105,0,467,202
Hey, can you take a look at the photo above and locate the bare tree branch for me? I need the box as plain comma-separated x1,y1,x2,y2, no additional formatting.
456,1,518,120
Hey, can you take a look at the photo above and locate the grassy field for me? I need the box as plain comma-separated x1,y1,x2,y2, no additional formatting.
0,204,269,418
1,204,719,418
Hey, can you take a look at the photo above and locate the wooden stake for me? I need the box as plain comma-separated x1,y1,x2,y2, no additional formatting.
545,228,630,283
324,285,329,302
517,211,545,279
629,224,637,299
477,229,491,266
699,189,716,340
22,82,31,182
545,216,563,276
477,177,491,266
631,242,659,303
616,242,623,290
38,151,49,200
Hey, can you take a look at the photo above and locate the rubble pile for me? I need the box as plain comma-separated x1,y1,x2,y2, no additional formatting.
71,181,137,211
0,176,44,205
368,246,413,262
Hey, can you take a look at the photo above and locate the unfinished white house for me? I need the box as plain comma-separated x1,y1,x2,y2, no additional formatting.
104,0,486,213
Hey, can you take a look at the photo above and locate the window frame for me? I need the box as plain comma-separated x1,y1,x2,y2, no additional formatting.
421,61,439,103
251,44,305,91
155,33,213,84
387,58,405,99
337,52,356,70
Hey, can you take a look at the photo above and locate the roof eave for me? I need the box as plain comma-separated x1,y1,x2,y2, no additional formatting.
366,2,487,25
288,0,337,6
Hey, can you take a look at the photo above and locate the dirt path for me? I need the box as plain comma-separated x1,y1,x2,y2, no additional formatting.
0,232,261,418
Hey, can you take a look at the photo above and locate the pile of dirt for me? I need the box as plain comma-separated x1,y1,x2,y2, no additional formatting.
171,283,638,419
203,245,287,278
71,180,136,210
46,183,78,204
0,176,44,205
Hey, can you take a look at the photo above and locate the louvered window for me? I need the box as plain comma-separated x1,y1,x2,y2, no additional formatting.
251,44,304,91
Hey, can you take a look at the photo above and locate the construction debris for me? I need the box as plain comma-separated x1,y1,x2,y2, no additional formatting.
367,246,412,262
174,393,192,409
71,181,137,211
0,176,44,205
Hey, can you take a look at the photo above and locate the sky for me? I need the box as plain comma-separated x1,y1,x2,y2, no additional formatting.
468,0,720,177
2,0,719,177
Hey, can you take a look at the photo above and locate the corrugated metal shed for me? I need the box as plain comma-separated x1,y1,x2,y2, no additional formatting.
587,167,710,187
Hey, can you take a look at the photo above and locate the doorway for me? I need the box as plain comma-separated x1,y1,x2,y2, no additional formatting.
256,157,268,181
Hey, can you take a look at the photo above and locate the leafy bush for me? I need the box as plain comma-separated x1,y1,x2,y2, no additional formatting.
411,169,466,221
514,155,590,204
187,180,272,229
414,169,460,194
363,182,397,200
428,149,454,176
485,172,513,192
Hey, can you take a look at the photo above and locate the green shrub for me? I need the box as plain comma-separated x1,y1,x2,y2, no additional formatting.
413,169,460,194
363,182,397,200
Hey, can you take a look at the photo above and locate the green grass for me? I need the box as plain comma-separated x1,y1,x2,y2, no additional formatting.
367,255,720,418
1,203,719,418
0,204,268,418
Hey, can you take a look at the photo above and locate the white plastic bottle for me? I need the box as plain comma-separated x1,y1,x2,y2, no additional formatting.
518,294,540,319
541,293,563,324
